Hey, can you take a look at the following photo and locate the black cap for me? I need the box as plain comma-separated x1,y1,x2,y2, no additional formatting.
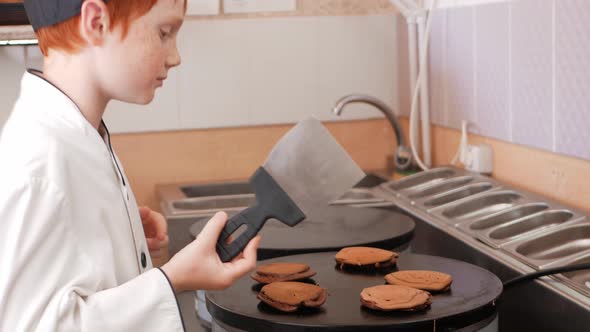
24,0,108,31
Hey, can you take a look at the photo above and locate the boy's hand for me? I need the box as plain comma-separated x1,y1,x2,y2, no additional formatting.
160,211,260,293
139,206,169,259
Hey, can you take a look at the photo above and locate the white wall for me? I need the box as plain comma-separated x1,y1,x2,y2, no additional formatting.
0,47,27,129
0,14,400,134
105,15,399,133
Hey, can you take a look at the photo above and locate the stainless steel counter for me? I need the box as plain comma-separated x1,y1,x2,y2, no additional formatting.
165,167,590,331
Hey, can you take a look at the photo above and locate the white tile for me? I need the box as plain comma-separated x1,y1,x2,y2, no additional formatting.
428,9,447,126
246,17,320,125
475,2,510,140
103,69,180,133
445,6,476,129
177,19,252,129
555,0,590,160
319,15,399,122
0,47,26,130
511,0,553,151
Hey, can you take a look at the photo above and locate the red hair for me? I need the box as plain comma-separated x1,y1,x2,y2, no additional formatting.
36,0,186,56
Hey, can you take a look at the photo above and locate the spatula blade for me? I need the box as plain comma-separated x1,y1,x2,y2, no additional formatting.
263,117,365,215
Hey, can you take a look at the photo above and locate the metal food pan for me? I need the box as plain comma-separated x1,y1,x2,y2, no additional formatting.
502,221,590,270
431,190,528,225
407,175,475,199
419,182,495,210
457,203,550,237
480,209,585,249
381,167,462,195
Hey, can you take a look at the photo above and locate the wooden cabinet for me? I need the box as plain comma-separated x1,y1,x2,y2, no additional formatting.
0,1,29,26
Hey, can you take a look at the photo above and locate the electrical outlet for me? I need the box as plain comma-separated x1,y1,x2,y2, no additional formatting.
223,0,296,14
464,144,493,175
186,0,220,16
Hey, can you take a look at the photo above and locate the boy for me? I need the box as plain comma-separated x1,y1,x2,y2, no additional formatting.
0,0,260,330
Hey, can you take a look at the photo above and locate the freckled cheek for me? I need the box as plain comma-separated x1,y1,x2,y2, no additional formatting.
127,50,158,88
126,28,158,78
141,41,166,80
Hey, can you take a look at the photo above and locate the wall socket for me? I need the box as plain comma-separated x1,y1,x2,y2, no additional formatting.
223,0,296,14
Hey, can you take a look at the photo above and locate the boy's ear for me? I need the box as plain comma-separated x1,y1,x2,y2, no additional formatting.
79,0,111,46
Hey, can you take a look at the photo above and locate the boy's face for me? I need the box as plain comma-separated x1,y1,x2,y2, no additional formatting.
96,0,185,105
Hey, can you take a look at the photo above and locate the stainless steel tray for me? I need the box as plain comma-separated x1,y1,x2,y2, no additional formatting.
419,182,496,210
406,175,476,199
502,220,590,270
430,190,530,225
381,167,465,196
456,203,550,242
478,209,585,249
379,165,590,297
457,203,549,232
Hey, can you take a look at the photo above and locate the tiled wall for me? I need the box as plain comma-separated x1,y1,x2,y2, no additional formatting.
401,0,590,161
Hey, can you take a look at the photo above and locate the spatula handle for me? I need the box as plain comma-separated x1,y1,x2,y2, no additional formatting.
215,167,305,262
216,205,267,262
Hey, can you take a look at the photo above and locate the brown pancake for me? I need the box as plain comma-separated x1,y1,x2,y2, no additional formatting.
251,263,317,284
335,247,399,269
385,270,453,292
257,281,327,312
360,284,432,311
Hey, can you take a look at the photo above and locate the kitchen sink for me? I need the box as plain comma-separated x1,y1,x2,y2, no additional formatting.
172,195,255,211
177,173,386,198
180,182,252,198
157,172,391,219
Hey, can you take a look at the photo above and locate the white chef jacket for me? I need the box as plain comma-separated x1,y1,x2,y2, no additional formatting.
0,71,185,331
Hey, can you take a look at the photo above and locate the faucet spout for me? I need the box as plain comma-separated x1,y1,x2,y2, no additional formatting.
332,94,413,171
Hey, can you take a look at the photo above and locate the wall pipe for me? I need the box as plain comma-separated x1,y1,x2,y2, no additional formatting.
417,15,432,167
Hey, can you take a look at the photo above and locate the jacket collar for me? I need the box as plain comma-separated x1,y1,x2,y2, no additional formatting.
18,70,104,138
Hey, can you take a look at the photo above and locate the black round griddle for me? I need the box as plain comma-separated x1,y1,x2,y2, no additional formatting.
190,205,415,260
206,252,503,332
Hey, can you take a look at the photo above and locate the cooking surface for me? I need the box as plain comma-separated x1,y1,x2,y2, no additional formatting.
189,205,415,259
206,252,502,331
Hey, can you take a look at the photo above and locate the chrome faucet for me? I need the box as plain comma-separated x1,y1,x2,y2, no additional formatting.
332,94,413,171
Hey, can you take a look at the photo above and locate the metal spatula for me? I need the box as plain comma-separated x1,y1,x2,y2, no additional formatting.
215,117,365,262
